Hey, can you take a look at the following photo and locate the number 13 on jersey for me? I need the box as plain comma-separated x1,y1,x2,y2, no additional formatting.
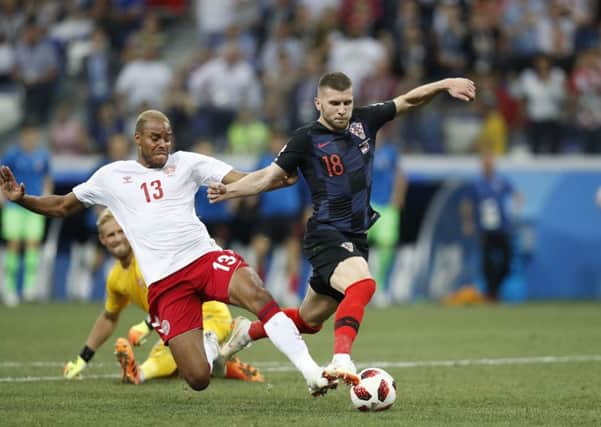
212,254,237,271
140,180,164,202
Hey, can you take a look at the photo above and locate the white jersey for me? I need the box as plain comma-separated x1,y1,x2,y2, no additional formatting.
73,151,233,285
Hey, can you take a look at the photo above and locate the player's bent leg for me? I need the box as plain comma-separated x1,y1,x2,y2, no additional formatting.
298,288,339,327
227,266,337,395
139,339,177,381
220,305,325,360
168,329,212,391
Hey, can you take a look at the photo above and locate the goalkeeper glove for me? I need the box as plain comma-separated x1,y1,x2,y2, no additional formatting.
63,356,87,379
128,319,152,346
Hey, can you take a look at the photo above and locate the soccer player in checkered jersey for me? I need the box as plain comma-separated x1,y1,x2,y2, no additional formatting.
208,72,476,386
0,109,336,396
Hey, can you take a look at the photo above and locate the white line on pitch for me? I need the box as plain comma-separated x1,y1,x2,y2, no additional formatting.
1,355,600,382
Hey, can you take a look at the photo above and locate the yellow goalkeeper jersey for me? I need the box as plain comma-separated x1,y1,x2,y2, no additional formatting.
104,256,231,330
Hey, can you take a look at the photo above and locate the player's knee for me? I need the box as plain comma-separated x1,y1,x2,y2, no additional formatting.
302,321,323,334
185,372,211,391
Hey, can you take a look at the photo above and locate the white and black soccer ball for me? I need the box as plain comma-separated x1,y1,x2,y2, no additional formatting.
349,368,396,412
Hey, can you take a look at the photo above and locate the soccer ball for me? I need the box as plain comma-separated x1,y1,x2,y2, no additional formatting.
349,368,396,412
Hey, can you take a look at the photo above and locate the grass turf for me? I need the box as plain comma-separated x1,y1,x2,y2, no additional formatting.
0,302,600,426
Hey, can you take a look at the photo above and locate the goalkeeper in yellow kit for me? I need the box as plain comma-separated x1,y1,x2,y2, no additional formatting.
63,208,263,383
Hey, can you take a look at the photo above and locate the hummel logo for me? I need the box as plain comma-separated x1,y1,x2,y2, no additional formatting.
317,140,333,149
122,176,132,184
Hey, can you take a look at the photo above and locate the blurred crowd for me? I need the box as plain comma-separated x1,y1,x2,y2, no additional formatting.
0,0,600,157
2,0,601,305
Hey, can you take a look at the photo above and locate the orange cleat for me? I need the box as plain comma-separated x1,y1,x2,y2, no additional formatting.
114,337,142,384
224,357,264,382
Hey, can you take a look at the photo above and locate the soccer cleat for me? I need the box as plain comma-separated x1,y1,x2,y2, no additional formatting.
219,316,252,360
323,358,360,386
307,371,338,397
114,337,141,384
225,357,264,382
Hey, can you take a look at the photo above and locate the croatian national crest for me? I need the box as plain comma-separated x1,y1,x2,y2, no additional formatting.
349,122,366,139
340,242,354,252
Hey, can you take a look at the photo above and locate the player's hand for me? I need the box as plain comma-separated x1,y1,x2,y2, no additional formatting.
63,356,86,379
445,78,476,102
207,182,228,204
128,320,151,346
0,165,25,202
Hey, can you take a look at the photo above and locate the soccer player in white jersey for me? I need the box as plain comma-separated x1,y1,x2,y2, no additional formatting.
0,109,336,396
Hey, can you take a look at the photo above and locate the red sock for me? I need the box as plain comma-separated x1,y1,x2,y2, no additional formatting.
257,299,280,324
333,278,376,354
248,307,322,341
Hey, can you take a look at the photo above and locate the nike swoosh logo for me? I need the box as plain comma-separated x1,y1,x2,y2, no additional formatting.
317,140,333,149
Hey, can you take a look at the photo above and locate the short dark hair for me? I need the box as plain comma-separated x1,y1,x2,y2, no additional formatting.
318,72,352,91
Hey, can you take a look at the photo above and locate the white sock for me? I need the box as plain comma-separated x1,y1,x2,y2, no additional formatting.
203,331,219,374
263,312,322,380
332,353,352,364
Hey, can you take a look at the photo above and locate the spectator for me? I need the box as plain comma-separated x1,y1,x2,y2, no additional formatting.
114,42,172,115
90,0,145,52
164,65,196,151
474,73,509,155
0,0,25,43
326,6,386,89
368,125,407,306
259,19,304,74
227,108,270,155
467,10,500,74
514,54,566,153
289,49,323,129
90,101,125,154
84,28,113,123
250,131,306,304
569,48,601,153
262,48,300,131
125,11,166,54
460,149,522,302
501,0,544,69
49,101,90,155
535,1,576,62
1,122,52,306
188,41,261,143
356,56,400,107
193,140,232,248
13,18,60,124
432,0,469,77
0,33,15,85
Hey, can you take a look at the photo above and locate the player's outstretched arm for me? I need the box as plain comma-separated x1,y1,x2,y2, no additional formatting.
208,163,288,203
393,78,476,116
64,310,120,379
0,165,84,217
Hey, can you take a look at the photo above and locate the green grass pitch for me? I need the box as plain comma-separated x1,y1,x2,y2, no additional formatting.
1,302,600,426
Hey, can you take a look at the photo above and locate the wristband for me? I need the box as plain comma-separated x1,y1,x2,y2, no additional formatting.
79,345,95,363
